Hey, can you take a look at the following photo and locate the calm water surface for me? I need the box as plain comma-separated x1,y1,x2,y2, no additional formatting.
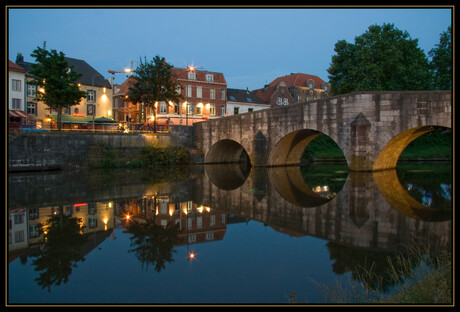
7,162,452,304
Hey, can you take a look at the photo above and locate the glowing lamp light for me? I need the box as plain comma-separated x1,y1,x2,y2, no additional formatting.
124,68,132,73
188,252,196,260
103,87,106,94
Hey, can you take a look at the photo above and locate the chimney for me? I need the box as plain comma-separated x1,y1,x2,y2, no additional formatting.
16,53,24,65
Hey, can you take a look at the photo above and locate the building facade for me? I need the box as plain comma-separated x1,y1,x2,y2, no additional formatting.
15,53,114,130
113,66,227,130
254,73,330,107
226,88,270,115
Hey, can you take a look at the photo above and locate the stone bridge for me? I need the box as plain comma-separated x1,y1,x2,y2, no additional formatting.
194,91,452,171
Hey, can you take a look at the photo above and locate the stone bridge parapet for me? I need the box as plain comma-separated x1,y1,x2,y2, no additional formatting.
194,91,451,171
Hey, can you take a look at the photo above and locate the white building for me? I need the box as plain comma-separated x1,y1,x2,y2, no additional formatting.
226,88,270,116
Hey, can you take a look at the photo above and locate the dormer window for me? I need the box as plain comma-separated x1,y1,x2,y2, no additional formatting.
188,72,196,80
206,74,214,82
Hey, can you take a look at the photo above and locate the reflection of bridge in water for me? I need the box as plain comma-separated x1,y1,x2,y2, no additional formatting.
201,164,451,252
8,163,451,254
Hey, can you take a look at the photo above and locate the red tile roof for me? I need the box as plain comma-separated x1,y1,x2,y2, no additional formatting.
172,67,227,85
8,60,26,72
255,73,326,102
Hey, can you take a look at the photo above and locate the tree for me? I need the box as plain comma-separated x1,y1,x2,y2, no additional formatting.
128,55,184,132
327,23,431,95
29,45,87,131
429,26,452,90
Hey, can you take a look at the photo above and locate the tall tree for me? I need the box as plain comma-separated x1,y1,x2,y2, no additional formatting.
128,55,184,132
29,45,87,131
327,23,431,95
429,26,452,90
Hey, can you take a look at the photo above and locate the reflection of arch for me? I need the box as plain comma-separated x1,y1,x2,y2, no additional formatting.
268,129,322,166
205,139,250,164
205,164,250,191
267,166,331,207
373,126,450,171
373,169,451,221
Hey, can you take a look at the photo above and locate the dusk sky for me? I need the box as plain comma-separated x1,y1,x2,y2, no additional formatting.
8,6,452,90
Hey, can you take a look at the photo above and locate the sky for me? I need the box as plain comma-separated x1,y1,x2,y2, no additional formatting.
7,6,452,91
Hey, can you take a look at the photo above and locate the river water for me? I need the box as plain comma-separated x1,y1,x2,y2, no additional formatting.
7,162,452,305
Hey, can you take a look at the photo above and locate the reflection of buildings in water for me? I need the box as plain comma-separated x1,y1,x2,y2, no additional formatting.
8,201,115,254
113,195,227,247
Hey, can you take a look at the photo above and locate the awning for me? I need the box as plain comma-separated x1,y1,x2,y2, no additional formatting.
9,110,32,118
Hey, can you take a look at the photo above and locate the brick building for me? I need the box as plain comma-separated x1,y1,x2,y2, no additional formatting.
113,66,227,130
254,73,330,107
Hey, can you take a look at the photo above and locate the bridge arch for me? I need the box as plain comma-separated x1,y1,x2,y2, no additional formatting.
267,129,346,167
373,125,451,171
204,139,250,164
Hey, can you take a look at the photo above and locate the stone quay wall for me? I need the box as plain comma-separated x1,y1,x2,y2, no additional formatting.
8,125,198,171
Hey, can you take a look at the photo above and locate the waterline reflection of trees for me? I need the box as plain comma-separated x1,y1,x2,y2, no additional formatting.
31,215,88,292
124,217,181,272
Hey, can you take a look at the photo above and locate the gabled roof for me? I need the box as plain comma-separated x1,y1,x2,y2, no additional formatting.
64,57,112,89
227,88,267,104
8,60,26,72
15,55,112,88
254,73,327,102
114,77,137,96
172,67,227,85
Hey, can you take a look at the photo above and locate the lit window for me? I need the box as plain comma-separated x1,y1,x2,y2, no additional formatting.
160,102,167,114
210,104,215,116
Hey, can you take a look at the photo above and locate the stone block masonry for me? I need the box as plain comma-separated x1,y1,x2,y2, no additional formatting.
8,126,198,171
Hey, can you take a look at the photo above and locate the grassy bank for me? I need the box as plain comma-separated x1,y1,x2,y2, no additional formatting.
99,144,191,169
307,240,452,304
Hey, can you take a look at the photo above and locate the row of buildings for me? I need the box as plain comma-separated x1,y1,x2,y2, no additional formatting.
8,53,330,131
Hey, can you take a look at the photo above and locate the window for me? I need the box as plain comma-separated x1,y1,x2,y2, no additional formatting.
206,74,214,82
210,104,215,116
29,224,40,238
88,217,97,229
248,108,254,112
276,97,282,105
206,232,214,240
221,105,226,116
160,102,167,114
188,72,196,80
234,107,239,115
196,105,202,115
175,103,180,114
188,233,196,243
27,84,36,97
196,86,202,98
14,214,24,224
12,79,21,91
27,102,37,115
87,104,96,116
283,98,289,105
186,103,193,115
87,90,96,102
186,85,192,97
221,88,225,100
210,215,216,226
15,231,24,243
210,88,215,99
197,216,202,228
12,98,21,109
176,85,182,94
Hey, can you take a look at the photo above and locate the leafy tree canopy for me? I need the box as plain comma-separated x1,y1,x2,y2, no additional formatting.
128,55,184,131
429,26,452,90
29,45,87,130
327,23,432,95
